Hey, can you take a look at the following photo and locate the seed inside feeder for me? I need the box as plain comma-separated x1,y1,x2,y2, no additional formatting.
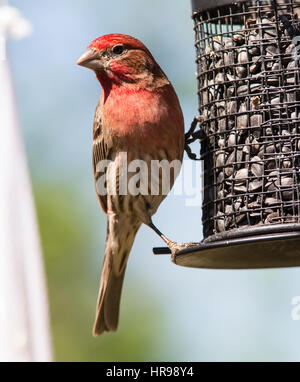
197,8,300,235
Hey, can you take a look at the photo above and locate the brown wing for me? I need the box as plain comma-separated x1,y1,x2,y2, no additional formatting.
93,101,111,214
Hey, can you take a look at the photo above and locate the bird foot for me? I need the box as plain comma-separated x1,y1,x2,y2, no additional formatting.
167,241,200,259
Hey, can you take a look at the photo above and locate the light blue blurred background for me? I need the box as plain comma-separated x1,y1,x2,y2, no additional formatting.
7,0,300,361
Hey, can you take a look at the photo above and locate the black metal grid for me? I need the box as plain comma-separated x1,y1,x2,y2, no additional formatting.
192,0,300,239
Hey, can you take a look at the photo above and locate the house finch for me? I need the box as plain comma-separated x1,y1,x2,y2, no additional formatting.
77,34,184,336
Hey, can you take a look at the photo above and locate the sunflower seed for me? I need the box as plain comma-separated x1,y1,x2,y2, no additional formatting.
264,197,278,205
226,100,237,114
224,51,234,66
250,114,263,127
235,168,248,181
251,156,263,177
233,33,245,45
237,49,248,64
216,151,226,167
249,180,263,191
235,66,247,78
237,103,248,129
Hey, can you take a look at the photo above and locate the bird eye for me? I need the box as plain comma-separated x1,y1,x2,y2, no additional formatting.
112,45,125,55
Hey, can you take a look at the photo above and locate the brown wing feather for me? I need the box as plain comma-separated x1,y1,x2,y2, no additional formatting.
93,101,111,214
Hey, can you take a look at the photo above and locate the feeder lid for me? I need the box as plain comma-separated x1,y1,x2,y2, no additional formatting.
191,0,246,13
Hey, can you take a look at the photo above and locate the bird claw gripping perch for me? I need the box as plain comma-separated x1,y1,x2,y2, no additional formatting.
184,115,205,160
168,241,201,263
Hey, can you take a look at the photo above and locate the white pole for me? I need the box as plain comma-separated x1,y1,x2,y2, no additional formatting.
0,2,52,361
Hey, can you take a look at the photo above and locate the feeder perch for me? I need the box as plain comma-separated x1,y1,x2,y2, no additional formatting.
153,0,300,269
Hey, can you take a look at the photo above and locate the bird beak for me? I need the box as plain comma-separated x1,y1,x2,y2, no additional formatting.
77,48,104,71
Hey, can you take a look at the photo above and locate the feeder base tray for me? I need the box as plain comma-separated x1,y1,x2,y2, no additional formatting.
153,225,300,269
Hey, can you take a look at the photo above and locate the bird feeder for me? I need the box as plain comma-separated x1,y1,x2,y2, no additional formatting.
154,0,300,269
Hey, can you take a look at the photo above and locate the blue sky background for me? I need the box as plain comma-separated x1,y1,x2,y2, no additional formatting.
6,0,300,361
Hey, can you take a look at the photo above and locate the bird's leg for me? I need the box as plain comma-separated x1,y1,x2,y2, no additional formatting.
185,115,202,142
148,221,176,248
148,220,200,257
184,116,204,161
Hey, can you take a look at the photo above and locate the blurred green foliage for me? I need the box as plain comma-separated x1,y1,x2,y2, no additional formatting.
34,182,167,361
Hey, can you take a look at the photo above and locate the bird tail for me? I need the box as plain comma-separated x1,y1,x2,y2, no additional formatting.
93,214,140,336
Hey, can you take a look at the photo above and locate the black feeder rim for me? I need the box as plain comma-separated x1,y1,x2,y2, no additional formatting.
153,0,300,269
153,224,300,269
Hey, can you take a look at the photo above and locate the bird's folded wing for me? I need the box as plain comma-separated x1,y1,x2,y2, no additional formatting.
93,101,111,213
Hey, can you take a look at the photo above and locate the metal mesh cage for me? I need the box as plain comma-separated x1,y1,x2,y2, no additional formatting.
191,0,300,241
